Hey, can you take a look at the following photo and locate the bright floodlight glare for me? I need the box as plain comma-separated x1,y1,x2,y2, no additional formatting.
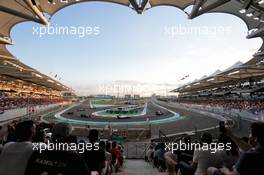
258,0,264,5
239,9,246,13
47,0,55,4
253,12,261,20
61,0,69,3
246,13,253,17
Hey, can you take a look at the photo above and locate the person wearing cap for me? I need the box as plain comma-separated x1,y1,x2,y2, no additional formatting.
24,122,91,175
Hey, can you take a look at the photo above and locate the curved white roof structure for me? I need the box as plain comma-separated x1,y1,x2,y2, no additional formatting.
1,0,264,91
173,57,264,93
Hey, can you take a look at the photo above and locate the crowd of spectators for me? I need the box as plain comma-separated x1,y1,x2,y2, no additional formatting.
0,121,124,175
178,99,264,114
145,122,264,175
0,97,66,111
0,119,263,175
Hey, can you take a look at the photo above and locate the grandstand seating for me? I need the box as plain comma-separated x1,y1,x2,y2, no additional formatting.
0,121,126,175
0,106,263,175
0,97,66,111
176,99,264,114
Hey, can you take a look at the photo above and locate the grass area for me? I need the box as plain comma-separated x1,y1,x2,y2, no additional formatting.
42,104,70,122
97,109,144,117
92,99,146,105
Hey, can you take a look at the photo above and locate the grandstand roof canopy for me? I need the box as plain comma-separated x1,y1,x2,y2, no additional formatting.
172,56,264,93
1,0,264,92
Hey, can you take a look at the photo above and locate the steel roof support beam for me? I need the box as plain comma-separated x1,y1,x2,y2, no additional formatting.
193,0,231,18
0,36,13,45
139,0,149,14
24,0,49,26
0,5,43,25
188,0,206,19
241,0,254,12
0,55,16,60
129,0,140,13
253,51,264,56
247,27,264,39
239,65,264,70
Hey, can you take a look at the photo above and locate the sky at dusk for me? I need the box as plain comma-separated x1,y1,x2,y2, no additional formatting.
6,2,262,96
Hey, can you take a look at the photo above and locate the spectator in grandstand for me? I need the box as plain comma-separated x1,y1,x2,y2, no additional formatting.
212,122,264,175
164,149,178,174
176,136,194,163
177,98,264,115
146,144,154,162
0,125,3,144
100,141,113,175
117,144,124,166
153,143,161,167
6,121,17,143
178,133,223,175
0,120,35,175
24,123,91,175
105,141,112,163
224,124,256,152
0,96,66,111
111,141,123,172
153,142,166,171
0,125,3,154
207,134,239,175
83,129,105,175
165,136,194,174
33,126,45,143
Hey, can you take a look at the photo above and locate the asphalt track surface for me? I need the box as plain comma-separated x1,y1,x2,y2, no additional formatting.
61,100,220,136
149,101,220,136
61,100,174,122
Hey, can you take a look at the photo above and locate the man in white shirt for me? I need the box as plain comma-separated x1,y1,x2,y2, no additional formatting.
179,133,223,175
0,120,36,175
192,148,223,175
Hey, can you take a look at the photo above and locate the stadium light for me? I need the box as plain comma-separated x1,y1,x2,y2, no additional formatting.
61,0,69,3
254,16,260,20
47,0,55,4
33,73,42,78
258,0,264,5
228,71,240,76
247,12,254,17
239,9,247,13
258,14,264,22
207,78,215,82
253,11,261,20
193,82,201,85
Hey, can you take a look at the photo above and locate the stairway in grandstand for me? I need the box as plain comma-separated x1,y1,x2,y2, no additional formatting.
121,159,167,175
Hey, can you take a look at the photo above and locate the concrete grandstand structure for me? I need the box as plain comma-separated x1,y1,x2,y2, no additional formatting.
172,57,264,95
